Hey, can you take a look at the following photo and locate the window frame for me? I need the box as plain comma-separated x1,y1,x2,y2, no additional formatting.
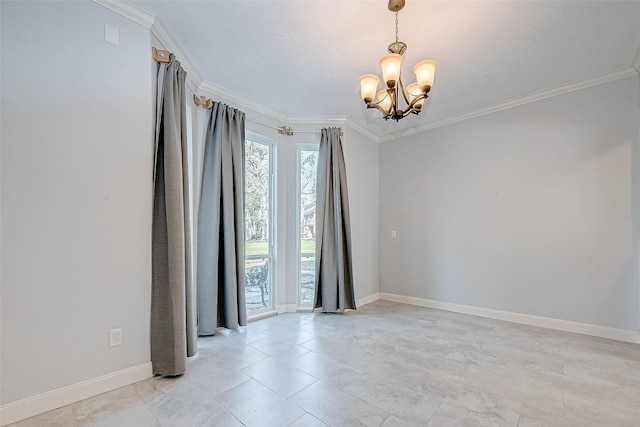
245,131,276,315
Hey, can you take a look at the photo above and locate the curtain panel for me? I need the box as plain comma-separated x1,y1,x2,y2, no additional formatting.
197,102,247,334
314,127,356,312
151,54,197,376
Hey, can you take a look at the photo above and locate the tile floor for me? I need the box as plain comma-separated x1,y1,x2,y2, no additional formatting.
7,300,640,426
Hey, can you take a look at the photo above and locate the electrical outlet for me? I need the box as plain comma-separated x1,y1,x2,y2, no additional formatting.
391,230,397,238
109,328,122,347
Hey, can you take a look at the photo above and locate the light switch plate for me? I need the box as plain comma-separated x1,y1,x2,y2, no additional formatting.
105,24,119,46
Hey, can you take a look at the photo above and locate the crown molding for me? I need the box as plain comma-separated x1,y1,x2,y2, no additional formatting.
150,18,203,93
287,115,346,125
199,80,289,123
344,120,381,143
92,0,155,28
378,67,639,143
287,115,384,143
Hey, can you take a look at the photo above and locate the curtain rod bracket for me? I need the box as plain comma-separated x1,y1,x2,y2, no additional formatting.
194,95,213,109
278,126,294,136
152,47,170,63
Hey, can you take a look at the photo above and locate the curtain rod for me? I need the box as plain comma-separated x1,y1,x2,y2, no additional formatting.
191,89,344,137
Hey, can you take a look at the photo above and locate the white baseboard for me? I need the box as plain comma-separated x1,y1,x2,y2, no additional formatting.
274,296,380,314
379,293,640,344
356,292,380,307
248,309,278,322
0,363,152,426
276,304,298,314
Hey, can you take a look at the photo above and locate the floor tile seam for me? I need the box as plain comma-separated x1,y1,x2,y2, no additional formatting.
288,379,391,422
277,360,324,383
210,382,262,425
285,378,321,402
235,351,273,370
246,369,320,400
209,376,253,407
130,384,165,426
294,336,316,345
424,398,444,426
286,411,309,426
177,375,249,422
329,380,395,419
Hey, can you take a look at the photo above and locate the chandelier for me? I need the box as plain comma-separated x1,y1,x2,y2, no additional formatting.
359,0,437,121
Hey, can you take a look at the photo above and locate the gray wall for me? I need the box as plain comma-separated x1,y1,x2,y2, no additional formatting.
343,127,380,301
379,75,640,330
1,1,153,403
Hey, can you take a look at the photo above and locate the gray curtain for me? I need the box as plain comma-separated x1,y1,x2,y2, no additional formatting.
197,102,247,334
314,127,356,312
151,54,197,375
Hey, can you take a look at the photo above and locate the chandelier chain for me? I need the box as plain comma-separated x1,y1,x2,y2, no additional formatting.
395,11,399,43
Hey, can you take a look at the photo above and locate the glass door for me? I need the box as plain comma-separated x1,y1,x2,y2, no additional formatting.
245,137,274,313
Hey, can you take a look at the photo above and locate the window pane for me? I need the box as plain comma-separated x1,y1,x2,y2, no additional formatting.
245,139,273,312
245,141,271,246
300,150,318,252
299,148,318,307
245,258,271,311
300,255,315,307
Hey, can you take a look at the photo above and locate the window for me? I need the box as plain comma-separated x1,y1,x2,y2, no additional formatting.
245,136,275,313
297,145,319,308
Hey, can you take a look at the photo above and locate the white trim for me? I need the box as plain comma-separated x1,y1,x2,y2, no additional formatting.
248,310,278,322
379,293,640,344
276,304,298,314
378,67,639,143
199,80,288,124
150,18,202,93
287,115,346,125
356,292,380,307
0,363,152,426
344,121,381,143
92,0,155,28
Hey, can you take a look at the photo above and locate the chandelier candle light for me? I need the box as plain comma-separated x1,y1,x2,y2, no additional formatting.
359,0,437,121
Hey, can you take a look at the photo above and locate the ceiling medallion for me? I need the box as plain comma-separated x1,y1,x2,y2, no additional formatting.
359,0,438,121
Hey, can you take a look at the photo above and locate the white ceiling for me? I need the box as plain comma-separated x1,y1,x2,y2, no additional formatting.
132,0,640,140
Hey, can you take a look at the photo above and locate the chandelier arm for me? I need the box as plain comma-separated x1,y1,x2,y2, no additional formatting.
366,101,393,117
407,93,428,110
398,76,411,107
401,107,416,119
391,86,400,118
